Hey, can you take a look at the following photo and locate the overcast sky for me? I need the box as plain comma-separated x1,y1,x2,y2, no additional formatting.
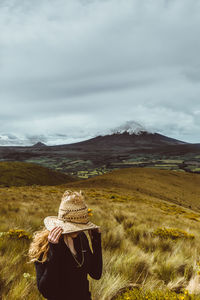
1,0,200,145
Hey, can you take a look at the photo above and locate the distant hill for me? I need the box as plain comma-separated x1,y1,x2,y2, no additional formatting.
32,142,47,148
65,167,200,212
0,161,78,187
0,129,200,177
60,131,187,149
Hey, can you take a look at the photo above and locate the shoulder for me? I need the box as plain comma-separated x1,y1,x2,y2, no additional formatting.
34,252,46,265
79,230,101,245
79,231,90,246
79,231,88,241
80,231,101,240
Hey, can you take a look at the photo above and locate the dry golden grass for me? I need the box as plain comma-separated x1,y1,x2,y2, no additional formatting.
66,167,200,212
0,167,200,299
0,161,77,187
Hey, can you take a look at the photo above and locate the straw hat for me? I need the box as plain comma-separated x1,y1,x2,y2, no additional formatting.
44,190,100,234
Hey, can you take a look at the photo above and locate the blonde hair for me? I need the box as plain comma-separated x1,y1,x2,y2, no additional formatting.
28,227,50,263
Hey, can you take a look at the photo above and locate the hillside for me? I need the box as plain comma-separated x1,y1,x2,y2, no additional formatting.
0,161,77,187
65,167,200,212
1,168,200,299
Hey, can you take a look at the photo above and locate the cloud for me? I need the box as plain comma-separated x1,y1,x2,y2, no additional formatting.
0,0,200,144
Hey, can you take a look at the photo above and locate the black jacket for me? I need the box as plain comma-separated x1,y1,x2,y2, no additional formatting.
34,231,102,300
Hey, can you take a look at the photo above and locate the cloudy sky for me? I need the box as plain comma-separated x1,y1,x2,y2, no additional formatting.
1,0,200,145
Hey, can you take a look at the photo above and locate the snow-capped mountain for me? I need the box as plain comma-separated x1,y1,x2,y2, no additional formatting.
0,120,184,146
97,120,154,136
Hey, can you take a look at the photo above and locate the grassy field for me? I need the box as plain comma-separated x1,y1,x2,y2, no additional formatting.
23,153,200,178
0,167,200,299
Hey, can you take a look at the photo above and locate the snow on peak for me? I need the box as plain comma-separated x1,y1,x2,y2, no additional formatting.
98,121,154,136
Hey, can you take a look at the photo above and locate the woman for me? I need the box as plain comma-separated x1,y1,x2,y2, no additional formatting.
29,190,103,300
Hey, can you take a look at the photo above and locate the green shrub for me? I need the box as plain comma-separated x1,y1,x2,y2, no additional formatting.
113,287,197,300
0,229,32,240
152,227,195,240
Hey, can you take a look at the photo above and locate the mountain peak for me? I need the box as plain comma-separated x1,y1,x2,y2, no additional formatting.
32,142,47,148
98,120,152,136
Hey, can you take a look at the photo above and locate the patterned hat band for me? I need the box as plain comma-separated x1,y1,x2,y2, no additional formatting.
58,205,89,224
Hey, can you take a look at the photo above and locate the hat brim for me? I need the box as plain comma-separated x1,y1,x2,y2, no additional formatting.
44,216,100,234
